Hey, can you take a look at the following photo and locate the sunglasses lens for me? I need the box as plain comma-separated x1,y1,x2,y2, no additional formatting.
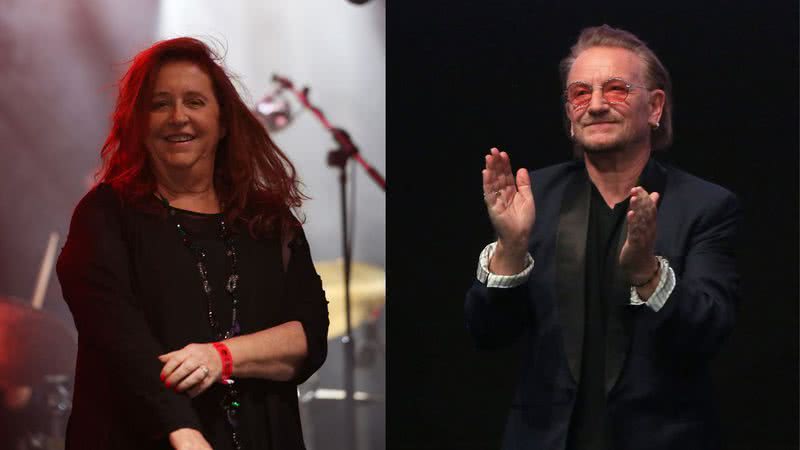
603,79,629,103
567,83,591,107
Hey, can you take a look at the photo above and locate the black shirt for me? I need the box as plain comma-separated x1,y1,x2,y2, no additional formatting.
567,183,629,450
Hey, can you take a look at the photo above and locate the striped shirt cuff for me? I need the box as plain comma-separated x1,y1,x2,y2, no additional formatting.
629,256,675,312
476,242,534,288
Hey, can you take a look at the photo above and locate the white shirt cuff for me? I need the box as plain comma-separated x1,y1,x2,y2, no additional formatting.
629,256,675,312
476,242,534,288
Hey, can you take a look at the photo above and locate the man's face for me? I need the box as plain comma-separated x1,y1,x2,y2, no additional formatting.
565,46,662,154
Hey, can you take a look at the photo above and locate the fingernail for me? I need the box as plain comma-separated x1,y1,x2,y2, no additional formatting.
164,381,170,388
160,374,165,382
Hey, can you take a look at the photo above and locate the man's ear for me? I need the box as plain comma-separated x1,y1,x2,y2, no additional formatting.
648,89,665,127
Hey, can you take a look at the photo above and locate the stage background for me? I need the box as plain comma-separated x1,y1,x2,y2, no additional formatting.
387,1,798,449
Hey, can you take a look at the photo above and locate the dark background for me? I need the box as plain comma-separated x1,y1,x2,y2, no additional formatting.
387,1,798,449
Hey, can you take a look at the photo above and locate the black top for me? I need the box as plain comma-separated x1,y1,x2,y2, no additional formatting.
57,184,329,450
567,184,629,450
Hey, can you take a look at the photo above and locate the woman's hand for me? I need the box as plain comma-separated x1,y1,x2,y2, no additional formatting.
159,343,221,398
168,428,213,450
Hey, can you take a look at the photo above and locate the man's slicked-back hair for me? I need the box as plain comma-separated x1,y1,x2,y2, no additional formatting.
559,25,673,151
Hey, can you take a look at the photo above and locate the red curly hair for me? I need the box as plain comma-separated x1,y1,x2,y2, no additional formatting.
98,37,305,237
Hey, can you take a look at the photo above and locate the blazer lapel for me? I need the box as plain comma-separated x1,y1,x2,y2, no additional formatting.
555,169,591,384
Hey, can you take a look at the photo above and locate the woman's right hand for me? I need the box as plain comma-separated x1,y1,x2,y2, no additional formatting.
169,428,213,450
482,147,535,274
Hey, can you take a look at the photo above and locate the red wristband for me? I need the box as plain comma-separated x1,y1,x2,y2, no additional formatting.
212,342,233,382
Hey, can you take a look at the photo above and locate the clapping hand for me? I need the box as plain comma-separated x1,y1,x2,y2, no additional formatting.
482,148,535,274
620,186,660,288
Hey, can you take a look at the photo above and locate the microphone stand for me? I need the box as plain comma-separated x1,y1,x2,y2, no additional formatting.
272,74,385,450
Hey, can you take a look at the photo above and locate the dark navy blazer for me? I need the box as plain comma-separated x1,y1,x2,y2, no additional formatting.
465,159,741,450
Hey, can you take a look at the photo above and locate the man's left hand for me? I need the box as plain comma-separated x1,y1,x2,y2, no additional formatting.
620,186,660,285
159,343,222,398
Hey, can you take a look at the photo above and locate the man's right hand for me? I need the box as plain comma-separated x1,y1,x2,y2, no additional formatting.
169,428,213,450
482,148,535,275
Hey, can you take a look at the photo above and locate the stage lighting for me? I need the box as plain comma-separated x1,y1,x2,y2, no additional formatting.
254,91,292,132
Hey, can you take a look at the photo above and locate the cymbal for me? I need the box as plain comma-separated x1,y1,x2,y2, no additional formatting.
0,297,76,385
314,260,384,338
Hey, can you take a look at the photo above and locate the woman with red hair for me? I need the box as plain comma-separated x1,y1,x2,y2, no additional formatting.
57,37,328,450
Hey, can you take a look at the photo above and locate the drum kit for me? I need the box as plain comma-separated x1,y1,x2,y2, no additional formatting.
0,232,75,450
0,296,76,450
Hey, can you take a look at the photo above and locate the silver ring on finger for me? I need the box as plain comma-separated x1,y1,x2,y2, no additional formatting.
483,190,501,199
199,365,209,378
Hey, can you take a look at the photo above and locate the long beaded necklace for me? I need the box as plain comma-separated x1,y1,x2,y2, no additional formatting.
158,195,244,450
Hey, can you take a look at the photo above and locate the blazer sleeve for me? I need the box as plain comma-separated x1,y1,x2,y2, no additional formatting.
646,191,742,360
56,187,201,439
282,227,329,384
464,279,532,350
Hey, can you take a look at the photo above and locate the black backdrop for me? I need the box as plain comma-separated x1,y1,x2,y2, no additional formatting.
387,1,798,449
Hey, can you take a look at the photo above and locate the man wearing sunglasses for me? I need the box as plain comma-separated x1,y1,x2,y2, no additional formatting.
466,25,740,450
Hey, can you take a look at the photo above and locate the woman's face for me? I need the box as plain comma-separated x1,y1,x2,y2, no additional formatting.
145,61,225,179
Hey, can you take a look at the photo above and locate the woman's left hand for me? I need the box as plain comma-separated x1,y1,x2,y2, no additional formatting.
159,343,221,398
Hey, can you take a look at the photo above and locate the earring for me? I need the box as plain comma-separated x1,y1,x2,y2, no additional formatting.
570,123,574,137
652,122,660,130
